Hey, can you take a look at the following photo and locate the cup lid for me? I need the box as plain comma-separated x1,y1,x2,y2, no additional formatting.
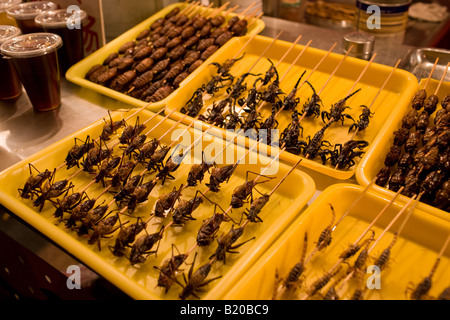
6,1,58,20
0,0,22,13
0,25,21,45
35,8,87,28
0,32,62,58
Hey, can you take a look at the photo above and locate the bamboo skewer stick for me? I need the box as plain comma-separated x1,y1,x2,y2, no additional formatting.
300,186,406,300
335,192,421,297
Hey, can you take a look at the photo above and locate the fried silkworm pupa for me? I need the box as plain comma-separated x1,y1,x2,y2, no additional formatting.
135,28,150,40
110,70,137,91
117,57,135,71
145,85,174,103
141,79,166,99
150,18,164,31
210,26,227,38
197,37,215,52
183,34,200,49
181,26,195,39
86,65,108,82
173,71,189,88
163,65,184,82
130,70,154,90
166,36,182,49
133,45,153,61
133,57,154,73
423,94,439,115
215,31,233,47
188,59,203,73
171,58,186,71
118,41,136,54
151,58,171,75
96,67,118,86
107,56,123,68
210,15,225,27
129,83,151,99
168,44,186,61
160,21,175,34
153,35,169,48
165,26,183,39
165,6,180,19
201,45,219,60
231,19,248,36
411,89,427,110
375,166,391,187
193,16,207,29
150,46,169,61
175,14,189,26
199,22,213,38
103,52,119,66
227,16,239,30
150,25,164,37
183,50,201,66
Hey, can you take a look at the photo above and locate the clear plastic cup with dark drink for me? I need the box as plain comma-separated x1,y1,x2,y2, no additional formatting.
1,32,62,111
35,8,87,74
6,1,57,34
0,0,22,27
0,24,22,100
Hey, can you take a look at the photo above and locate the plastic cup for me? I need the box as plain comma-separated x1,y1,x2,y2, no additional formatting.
6,1,57,34
0,0,22,26
0,24,22,99
1,32,63,111
35,8,87,74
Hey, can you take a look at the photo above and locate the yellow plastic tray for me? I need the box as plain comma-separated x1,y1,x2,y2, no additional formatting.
0,109,315,300
356,78,450,221
224,184,450,300
164,34,419,180
65,2,265,112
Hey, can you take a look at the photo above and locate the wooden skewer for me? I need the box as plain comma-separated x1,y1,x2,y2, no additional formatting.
240,1,257,16
185,1,201,16
236,34,304,115
206,1,228,19
250,11,264,25
423,57,439,91
222,4,239,17
434,62,449,96
296,42,346,124
300,186,405,300
348,58,401,141
335,192,421,297
179,1,197,15
245,7,259,21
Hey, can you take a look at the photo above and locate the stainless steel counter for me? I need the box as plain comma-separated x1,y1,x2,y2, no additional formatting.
0,15,433,299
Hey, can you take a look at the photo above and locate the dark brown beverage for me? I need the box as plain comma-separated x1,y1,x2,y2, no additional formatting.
35,8,87,74
0,56,22,99
11,50,60,111
1,32,62,112
0,24,22,99
6,1,57,34
15,17,43,33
